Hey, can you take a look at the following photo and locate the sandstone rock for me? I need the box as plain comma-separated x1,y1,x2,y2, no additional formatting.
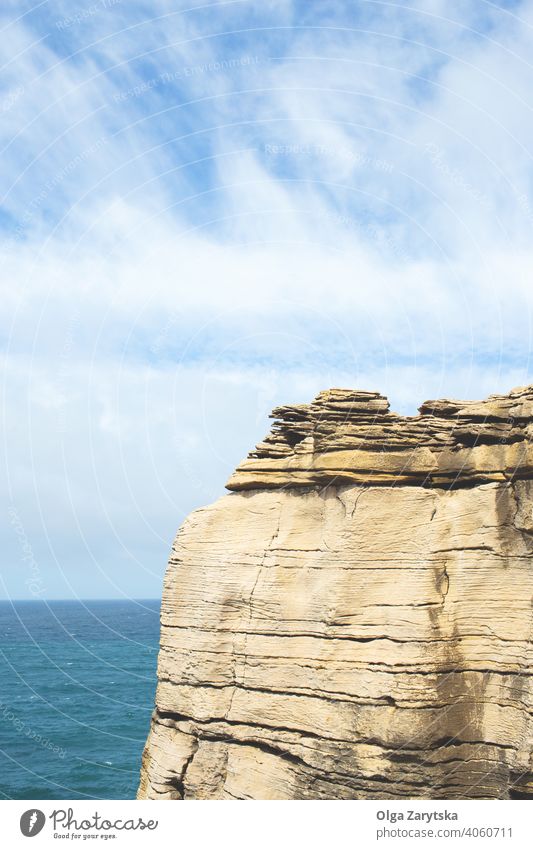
138,386,533,800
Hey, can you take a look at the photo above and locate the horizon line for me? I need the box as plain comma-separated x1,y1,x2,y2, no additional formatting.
0,597,162,602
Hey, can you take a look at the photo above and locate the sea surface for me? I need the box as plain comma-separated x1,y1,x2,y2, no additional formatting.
0,600,160,800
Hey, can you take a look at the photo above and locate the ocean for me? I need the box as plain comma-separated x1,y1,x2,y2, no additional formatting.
0,600,160,800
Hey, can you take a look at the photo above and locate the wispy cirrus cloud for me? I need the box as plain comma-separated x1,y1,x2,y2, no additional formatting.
2,0,533,597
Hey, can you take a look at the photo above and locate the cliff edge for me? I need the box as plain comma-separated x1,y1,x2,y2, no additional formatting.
138,386,533,800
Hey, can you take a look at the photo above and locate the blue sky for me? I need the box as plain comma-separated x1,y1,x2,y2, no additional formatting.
2,0,533,599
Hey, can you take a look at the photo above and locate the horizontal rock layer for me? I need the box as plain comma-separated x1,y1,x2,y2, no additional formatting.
227,386,533,490
138,387,533,800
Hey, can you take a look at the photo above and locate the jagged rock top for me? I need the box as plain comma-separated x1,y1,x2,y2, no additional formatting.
226,385,533,490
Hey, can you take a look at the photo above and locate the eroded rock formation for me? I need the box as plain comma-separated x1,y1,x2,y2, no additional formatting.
138,386,533,800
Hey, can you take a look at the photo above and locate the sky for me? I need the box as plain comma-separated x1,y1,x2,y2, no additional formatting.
2,0,533,599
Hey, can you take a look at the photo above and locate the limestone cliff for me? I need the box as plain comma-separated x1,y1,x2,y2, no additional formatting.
138,386,533,800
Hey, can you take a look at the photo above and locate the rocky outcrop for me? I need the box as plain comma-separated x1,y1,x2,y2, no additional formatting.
138,386,533,800
227,386,533,490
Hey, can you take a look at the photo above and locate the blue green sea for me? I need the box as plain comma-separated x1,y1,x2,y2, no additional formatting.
0,600,160,799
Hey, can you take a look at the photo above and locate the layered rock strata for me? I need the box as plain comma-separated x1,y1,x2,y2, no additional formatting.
138,387,533,800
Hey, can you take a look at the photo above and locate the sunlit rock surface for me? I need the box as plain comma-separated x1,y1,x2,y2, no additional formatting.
138,387,533,800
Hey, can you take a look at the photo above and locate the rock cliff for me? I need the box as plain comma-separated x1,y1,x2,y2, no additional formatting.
138,386,533,800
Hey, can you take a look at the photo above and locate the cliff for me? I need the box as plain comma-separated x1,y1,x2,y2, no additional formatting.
138,386,533,800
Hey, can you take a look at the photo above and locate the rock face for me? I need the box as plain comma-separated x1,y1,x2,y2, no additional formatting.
138,386,533,800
